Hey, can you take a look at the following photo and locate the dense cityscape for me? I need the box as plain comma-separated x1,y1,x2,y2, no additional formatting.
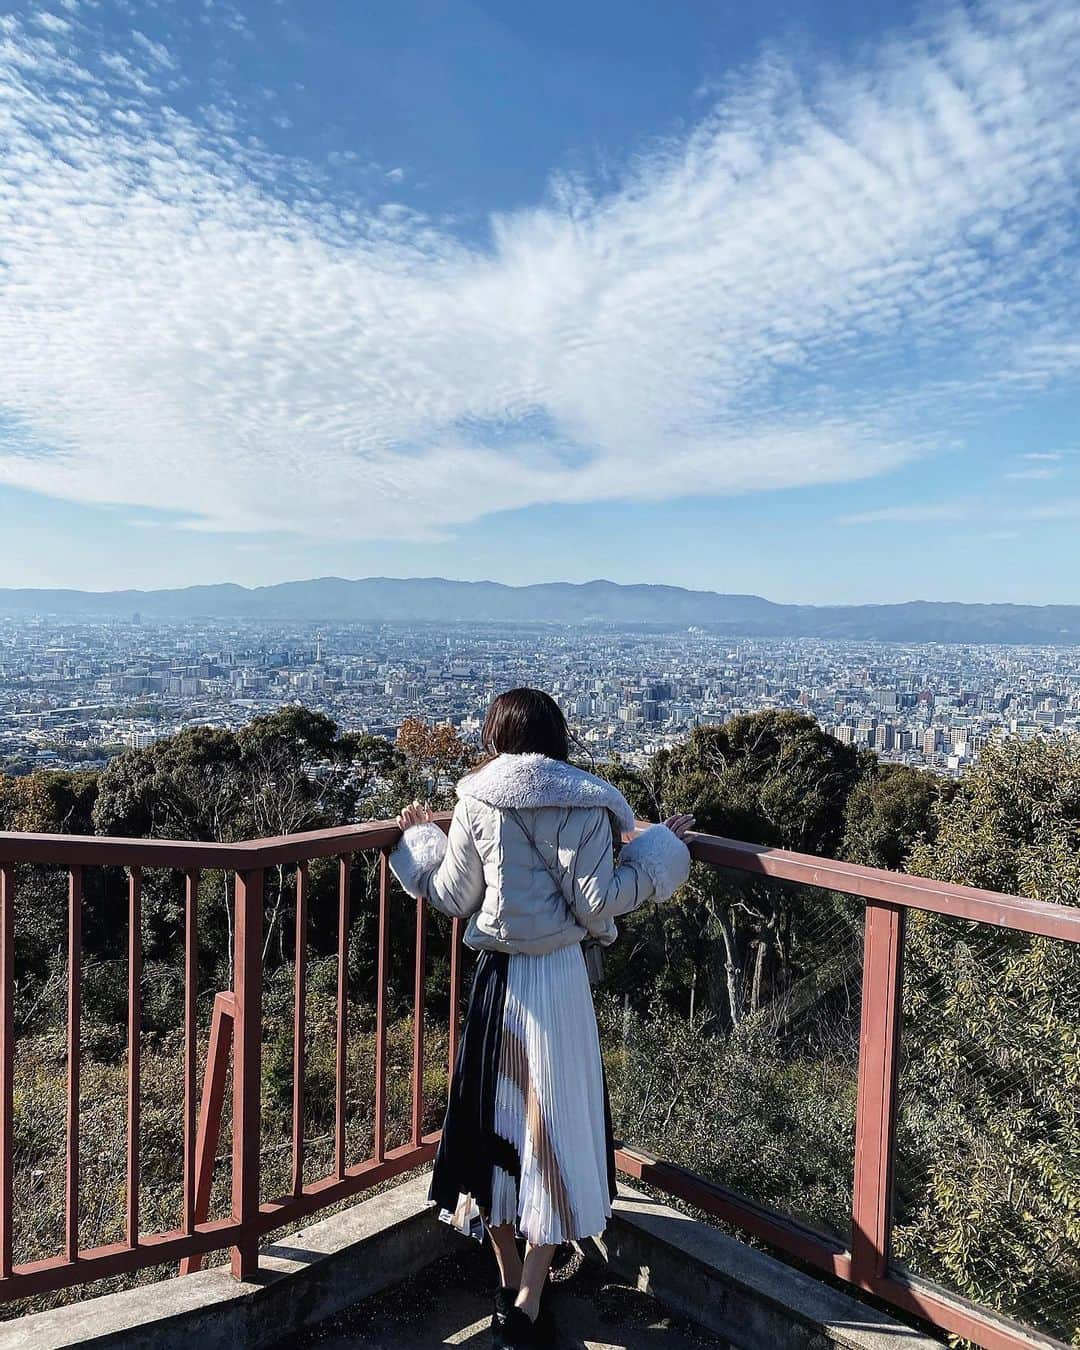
2,613,1079,783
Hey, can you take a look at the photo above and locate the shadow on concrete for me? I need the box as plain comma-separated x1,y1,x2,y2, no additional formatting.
287,1244,727,1350
262,1243,322,1265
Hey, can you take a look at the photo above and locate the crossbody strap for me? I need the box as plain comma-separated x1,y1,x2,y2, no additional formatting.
506,807,569,896
505,808,606,986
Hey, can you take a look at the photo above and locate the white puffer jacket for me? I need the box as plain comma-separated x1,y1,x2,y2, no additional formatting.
388,753,692,956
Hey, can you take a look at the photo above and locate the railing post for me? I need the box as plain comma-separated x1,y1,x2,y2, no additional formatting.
179,991,235,1277
335,856,350,1180
411,894,427,1147
851,899,905,1289
0,867,13,1280
66,867,82,1264
373,850,390,1162
292,861,308,1199
183,871,200,1237
230,869,263,1282
126,868,141,1249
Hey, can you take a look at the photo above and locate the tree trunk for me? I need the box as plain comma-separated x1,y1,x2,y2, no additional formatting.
750,937,767,1013
706,901,744,1029
750,910,779,1013
263,863,287,963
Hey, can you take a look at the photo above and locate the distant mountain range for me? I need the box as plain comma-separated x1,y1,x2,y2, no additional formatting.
2,577,1079,644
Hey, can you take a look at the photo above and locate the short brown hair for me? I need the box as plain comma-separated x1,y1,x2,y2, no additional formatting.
480,687,569,761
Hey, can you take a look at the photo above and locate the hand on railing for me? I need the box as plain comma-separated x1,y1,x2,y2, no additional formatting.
397,801,434,830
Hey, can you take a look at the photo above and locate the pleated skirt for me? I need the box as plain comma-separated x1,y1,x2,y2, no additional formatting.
430,942,616,1247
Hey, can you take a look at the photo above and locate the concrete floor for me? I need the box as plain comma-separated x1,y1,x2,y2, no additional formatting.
291,1246,728,1350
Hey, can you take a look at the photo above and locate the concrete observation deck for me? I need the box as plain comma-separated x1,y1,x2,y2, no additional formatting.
295,1243,723,1348
0,1175,944,1350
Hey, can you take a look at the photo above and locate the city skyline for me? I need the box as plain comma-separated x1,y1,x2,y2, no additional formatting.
0,0,1078,603
5,611,1077,784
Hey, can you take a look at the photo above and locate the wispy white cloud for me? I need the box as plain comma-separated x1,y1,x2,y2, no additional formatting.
31,12,71,35
0,0,1077,541
841,490,1079,527
1027,499,1080,519
1003,446,1074,477
130,30,177,71
838,503,981,526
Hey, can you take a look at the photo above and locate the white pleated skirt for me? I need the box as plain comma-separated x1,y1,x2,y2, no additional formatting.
430,943,614,1247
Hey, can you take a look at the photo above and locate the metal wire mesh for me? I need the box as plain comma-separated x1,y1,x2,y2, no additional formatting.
891,910,1080,1346
600,864,865,1243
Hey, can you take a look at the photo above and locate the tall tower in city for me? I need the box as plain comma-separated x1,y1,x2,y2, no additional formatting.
314,631,324,664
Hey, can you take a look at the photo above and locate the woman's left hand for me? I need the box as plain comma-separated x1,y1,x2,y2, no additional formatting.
398,800,434,831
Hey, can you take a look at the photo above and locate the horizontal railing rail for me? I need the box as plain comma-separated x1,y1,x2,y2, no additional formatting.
6,819,1075,935
0,819,404,869
0,816,1074,1350
688,832,1080,941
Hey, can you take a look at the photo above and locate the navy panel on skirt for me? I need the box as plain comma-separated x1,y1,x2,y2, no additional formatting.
430,950,519,1218
430,945,616,1246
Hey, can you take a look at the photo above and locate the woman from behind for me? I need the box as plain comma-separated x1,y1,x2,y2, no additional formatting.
390,688,694,1348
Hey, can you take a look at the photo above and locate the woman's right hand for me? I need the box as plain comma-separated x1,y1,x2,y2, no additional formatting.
663,813,696,840
398,800,434,831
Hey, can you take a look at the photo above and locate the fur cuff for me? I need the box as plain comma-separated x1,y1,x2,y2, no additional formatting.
389,822,447,897
622,825,691,902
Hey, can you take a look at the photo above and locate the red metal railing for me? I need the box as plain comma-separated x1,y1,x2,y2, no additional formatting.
615,833,1080,1350
0,822,457,1301
0,819,1075,1350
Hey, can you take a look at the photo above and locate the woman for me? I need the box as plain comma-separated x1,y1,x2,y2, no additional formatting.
390,688,694,1349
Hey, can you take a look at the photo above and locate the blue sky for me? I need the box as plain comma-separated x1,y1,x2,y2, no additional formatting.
0,0,1077,604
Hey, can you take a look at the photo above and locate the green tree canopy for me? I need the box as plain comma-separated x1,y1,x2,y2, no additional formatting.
909,735,1080,900
842,761,946,871
893,738,1080,1342
0,769,98,835
602,712,864,1026
652,709,863,853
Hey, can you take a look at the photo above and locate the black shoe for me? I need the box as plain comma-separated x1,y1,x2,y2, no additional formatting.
533,1297,557,1348
501,1306,538,1348
491,1286,517,1347
502,1304,557,1349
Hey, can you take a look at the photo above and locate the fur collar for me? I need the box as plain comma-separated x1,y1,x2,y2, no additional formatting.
457,753,636,833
